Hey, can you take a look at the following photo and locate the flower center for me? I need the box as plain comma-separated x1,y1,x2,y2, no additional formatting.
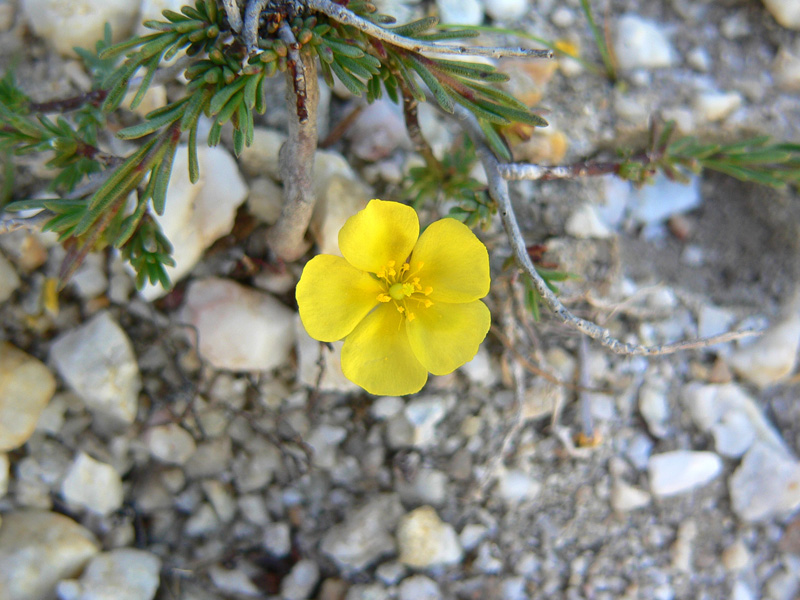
376,260,433,321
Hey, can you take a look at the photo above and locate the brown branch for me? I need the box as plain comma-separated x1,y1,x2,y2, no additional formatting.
267,24,319,261
400,85,441,174
28,89,108,113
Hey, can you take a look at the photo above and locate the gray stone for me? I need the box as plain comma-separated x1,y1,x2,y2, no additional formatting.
50,311,140,426
398,575,441,600
0,341,56,451
728,312,800,388
280,559,320,600
729,442,800,522
0,510,99,600
144,423,196,465
320,494,404,573
436,0,483,25
56,549,161,600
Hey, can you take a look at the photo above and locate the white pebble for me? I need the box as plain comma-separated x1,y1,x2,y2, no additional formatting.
497,469,542,505
209,565,261,597
695,91,743,122
712,411,756,458
611,481,651,512
21,0,138,57
61,452,124,516
762,0,800,30
180,278,296,372
144,424,196,465
614,14,677,70
773,47,800,90
281,559,320,600
638,378,670,438
729,441,800,522
397,506,463,569
436,0,484,25
0,342,56,451
0,510,99,600
140,146,248,299
566,204,613,239
721,540,750,571
398,575,442,600
56,549,161,600
728,311,800,388
648,450,723,497
0,252,20,303
485,0,529,22
551,7,575,27
50,311,140,427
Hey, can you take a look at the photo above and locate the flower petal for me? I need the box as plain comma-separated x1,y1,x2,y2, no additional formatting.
296,254,383,342
406,300,491,375
339,199,419,274
341,303,428,395
411,218,490,303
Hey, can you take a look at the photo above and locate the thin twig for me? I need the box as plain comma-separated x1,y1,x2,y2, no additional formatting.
453,103,762,356
499,161,621,181
268,23,319,261
307,0,553,59
243,0,269,54
400,86,441,173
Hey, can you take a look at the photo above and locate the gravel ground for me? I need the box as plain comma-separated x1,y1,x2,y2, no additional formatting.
1,1,800,599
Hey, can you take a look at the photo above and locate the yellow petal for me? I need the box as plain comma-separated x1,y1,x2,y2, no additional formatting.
411,218,490,303
339,199,419,274
296,255,383,342
406,300,491,375
341,303,428,395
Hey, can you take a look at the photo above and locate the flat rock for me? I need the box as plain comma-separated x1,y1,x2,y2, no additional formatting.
142,145,248,299
611,481,651,512
310,173,370,257
397,506,463,569
50,311,141,426
180,278,296,372
729,442,800,522
320,494,404,573
614,14,677,70
695,91,743,122
0,341,56,451
565,203,613,239
21,0,138,57
61,452,124,516
56,549,161,600
0,510,99,600
485,0,529,21
648,450,723,497
239,128,286,179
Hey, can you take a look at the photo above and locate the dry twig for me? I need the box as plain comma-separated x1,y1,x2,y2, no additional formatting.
307,0,553,59
267,22,319,261
453,104,762,356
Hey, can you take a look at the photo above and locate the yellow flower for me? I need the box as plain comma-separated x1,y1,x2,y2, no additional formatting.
296,199,491,396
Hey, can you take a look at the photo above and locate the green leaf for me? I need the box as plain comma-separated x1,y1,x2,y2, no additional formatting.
116,102,186,139
129,54,161,110
388,16,438,37
330,60,365,95
208,77,247,116
406,56,454,113
152,144,177,215
187,122,200,183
